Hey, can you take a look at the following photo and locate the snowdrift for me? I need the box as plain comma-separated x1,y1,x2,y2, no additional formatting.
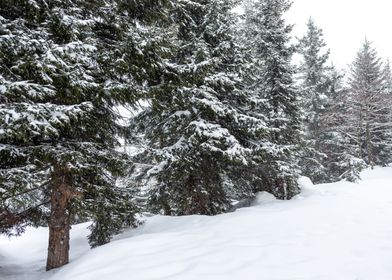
1,167,392,280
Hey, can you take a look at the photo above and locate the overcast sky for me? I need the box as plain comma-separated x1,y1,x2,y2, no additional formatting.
285,0,392,69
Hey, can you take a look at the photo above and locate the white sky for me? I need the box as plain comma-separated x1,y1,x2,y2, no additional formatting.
285,0,392,69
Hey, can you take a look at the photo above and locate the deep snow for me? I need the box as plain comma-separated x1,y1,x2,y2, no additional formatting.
1,167,392,280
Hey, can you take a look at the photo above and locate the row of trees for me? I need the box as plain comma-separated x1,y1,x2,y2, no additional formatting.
298,19,392,183
1,0,391,271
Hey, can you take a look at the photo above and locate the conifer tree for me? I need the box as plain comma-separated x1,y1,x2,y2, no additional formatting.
348,40,392,168
130,0,269,215
319,68,366,182
297,18,332,183
0,0,169,270
382,60,392,92
381,60,392,159
241,0,301,198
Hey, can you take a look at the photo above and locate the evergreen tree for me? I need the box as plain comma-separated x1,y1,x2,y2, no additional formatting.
320,68,366,182
241,0,301,198
0,0,169,270
348,40,392,168
381,60,392,160
382,60,392,92
130,0,268,215
297,18,331,183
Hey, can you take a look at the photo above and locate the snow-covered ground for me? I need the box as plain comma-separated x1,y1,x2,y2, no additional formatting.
1,167,392,280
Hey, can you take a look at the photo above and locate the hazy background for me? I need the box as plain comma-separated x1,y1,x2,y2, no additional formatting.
236,0,392,68
286,0,392,68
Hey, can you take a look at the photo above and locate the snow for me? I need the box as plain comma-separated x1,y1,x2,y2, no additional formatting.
0,224,90,280
2,167,392,280
0,85,6,94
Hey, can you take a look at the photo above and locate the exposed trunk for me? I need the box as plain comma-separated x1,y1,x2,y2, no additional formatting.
358,104,364,159
274,177,287,200
46,166,73,271
162,203,172,216
366,122,374,169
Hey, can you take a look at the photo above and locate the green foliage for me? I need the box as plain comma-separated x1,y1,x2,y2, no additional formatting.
0,0,149,244
297,18,334,183
241,0,301,198
129,0,267,215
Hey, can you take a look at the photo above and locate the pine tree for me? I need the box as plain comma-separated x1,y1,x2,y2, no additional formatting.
348,40,392,168
130,0,269,215
381,60,392,164
297,18,331,183
0,0,170,270
319,68,366,182
382,60,392,92
241,0,301,198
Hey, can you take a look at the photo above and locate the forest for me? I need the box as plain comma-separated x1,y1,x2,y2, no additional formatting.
1,0,392,274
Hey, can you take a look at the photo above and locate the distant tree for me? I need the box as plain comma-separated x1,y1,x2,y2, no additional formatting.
382,60,392,92
348,40,392,168
320,68,366,182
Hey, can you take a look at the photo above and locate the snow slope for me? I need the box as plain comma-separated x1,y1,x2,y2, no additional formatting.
1,167,392,280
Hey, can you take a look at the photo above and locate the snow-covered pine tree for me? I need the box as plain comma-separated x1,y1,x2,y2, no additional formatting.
241,0,301,198
297,18,332,183
382,60,392,92
319,68,366,182
130,0,268,215
348,40,392,168
380,60,392,165
0,0,169,270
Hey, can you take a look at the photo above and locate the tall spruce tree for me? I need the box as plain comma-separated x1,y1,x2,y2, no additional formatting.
297,18,332,183
381,60,392,158
348,40,392,168
130,0,270,215
0,0,169,270
382,60,392,93
319,68,366,182
241,0,301,198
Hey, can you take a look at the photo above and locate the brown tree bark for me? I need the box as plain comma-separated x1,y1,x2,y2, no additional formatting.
46,166,73,271
366,122,374,170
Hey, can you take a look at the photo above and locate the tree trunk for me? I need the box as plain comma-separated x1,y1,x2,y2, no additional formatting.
358,104,364,159
46,166,73,271
366,122,374,169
